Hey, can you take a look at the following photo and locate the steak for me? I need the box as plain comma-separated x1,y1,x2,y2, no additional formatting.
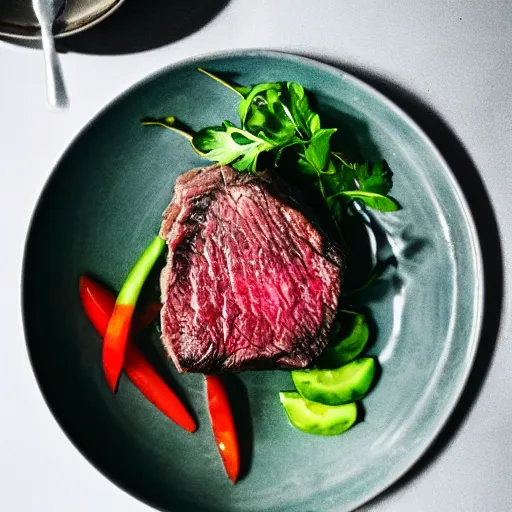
159,165,343,373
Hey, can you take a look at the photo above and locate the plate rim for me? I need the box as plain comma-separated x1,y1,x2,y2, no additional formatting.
0,0,125,40
21,48,485,512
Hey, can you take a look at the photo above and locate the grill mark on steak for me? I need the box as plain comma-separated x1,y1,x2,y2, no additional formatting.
159,165,343,373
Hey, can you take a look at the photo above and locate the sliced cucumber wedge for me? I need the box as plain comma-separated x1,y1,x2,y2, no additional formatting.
320,312,370,367
279,391,358,435
292,357,375,406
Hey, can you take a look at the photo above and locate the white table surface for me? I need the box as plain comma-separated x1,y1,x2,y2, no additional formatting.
1,1,510,510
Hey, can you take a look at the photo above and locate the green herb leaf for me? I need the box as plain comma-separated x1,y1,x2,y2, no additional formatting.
303,128,337,173
296,157,319,176
329,190,401,212
287,82,321,138
331,157,394,195
192,121,276,172
236,81,321,144
237,82,302,147
358,161,393,194
238,83,284,125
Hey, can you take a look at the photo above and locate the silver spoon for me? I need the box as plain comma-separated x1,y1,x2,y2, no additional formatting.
32,0,69,109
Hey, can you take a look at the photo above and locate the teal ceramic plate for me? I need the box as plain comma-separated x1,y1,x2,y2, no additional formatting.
22,50,483,512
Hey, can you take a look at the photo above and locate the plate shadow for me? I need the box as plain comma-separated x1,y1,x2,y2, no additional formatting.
61,0,230,55
1,0,230,54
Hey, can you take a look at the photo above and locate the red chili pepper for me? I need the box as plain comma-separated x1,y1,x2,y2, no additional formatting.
79,277,161,335
103,303,135,392
79,276,196,433
124,346,196,432
79,276,116,335
103,236,166,393
206,375,241,483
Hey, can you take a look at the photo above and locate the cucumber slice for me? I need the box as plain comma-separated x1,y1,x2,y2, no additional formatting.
292,357,375,405
279,391,358,435
320,312,369,367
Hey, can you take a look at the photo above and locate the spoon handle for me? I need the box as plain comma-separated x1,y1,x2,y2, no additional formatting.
40,25,68,109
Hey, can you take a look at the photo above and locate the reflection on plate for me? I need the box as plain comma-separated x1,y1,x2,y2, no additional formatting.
22,50,483,512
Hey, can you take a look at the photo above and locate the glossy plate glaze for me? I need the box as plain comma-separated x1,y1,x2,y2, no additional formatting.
22,51,483,512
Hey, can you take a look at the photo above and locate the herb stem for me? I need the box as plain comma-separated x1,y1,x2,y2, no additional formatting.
332,152,352,169
197,68,245,98
338,309,360,315
142,119,193,142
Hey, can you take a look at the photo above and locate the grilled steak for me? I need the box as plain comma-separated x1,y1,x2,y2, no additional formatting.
159,165,343,373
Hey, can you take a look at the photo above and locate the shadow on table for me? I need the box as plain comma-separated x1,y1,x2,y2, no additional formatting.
1,0,230,54
300,52,504,509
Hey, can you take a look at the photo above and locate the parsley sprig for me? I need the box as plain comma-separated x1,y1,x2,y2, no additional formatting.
142,68,400,228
